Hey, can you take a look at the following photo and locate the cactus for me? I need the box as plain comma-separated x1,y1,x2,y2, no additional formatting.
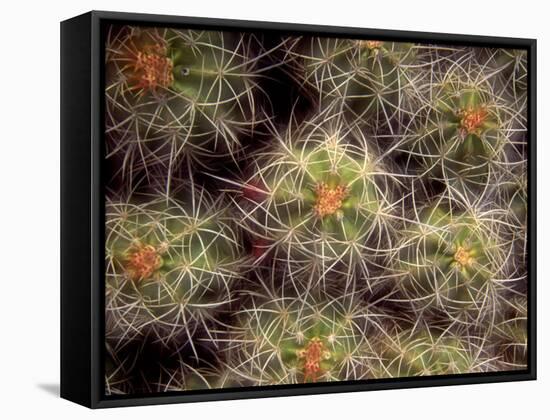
286,37,418,129
226,115,398,283
398,52,528,201
405,85,502,192
395,203,504,317
105,184,245,352
105,25,269,183
223,291,372,385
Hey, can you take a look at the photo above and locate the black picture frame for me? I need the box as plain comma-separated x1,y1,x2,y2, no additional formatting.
61,10,537,409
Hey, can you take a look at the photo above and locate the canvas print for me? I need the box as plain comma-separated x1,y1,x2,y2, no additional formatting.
103,24,528,395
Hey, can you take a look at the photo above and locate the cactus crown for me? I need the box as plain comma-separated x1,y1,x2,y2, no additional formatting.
313,183,349,219
125,243,164,281
133,43,174,91
458,105,488,136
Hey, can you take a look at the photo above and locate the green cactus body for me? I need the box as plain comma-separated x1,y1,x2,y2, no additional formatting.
406,86,502,192
105,26,264,173
240,123,393,276
295,38,416,125
397,206,497,314
371,329,482,378
229,297,368,385
105,190,243,346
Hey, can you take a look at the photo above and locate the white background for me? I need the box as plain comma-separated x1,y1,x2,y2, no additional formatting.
0,0,546,417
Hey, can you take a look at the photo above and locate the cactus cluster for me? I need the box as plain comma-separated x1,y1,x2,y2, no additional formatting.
104,24,529,395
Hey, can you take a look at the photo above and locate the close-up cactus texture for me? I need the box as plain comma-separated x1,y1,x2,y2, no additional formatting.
104,23,529,395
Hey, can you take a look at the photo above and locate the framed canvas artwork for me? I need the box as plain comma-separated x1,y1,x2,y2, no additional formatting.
61,11,536,408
